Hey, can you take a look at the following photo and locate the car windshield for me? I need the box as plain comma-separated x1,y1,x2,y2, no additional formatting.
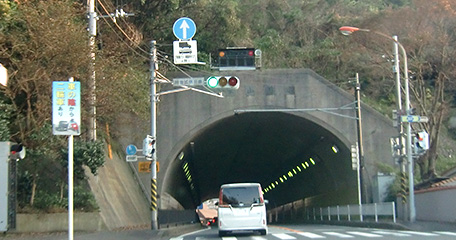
221,186,262,207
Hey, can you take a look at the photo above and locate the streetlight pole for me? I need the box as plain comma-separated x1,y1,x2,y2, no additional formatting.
339,26,416,222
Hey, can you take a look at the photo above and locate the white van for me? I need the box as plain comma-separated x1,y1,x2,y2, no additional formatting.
217,183,268,236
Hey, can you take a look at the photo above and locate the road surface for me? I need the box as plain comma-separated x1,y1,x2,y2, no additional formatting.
171,224,456,240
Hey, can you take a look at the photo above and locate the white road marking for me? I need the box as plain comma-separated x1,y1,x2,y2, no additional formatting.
323,232,354,238
251,236,268,240
434,231,456,236
297,232,326,238
372,230,412,237
272,233,297,239
400,230,440,236
347,231,382,238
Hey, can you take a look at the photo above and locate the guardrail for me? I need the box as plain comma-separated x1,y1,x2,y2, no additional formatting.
306,202,396,223
268,201,396,224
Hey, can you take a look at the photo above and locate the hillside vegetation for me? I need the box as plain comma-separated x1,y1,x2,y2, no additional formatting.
1,0,456,210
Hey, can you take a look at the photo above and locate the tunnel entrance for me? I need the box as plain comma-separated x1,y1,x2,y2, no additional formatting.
163,112,359,210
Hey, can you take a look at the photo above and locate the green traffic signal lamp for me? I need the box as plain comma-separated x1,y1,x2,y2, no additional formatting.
207,76,219,88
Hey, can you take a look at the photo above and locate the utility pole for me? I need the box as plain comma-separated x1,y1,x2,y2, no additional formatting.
146,40,223,230
87,1,134,141
150,40,158,230
88,0,97,141
354,73,366,204
393,36,407,220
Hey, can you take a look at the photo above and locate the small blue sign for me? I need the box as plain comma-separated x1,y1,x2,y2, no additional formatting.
126,144,137,155
173,17,196,40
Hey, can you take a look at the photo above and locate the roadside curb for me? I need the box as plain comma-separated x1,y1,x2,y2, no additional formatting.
151,224,205,239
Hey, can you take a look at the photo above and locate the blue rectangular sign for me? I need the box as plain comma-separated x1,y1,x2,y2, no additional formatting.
52,81,81,135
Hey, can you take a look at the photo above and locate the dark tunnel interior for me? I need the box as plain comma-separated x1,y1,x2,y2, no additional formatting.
165,112,358,209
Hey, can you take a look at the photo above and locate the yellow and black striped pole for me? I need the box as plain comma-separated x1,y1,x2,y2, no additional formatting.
401,171,407,204
151,175,158,211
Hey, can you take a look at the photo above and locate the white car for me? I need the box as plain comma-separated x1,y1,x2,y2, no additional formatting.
217,183,268,236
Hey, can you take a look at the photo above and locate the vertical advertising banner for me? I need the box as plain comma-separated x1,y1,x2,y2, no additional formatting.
52,81,81,135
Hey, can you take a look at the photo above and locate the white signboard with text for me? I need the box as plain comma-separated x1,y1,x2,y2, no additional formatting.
52,81,81,135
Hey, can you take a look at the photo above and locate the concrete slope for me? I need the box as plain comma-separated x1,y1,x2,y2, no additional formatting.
86,146,150,230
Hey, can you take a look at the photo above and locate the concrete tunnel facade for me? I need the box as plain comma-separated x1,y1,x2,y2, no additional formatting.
131,69,397,210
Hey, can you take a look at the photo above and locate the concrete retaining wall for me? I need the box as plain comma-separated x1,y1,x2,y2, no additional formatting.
397,187,456,223
415,188,456,223
14,212,105,233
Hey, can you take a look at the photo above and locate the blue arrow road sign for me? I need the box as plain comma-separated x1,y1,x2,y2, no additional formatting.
126,144,137,155
173,17,196,40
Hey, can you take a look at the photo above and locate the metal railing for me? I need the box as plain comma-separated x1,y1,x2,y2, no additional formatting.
306,202,396,223
268,201,396,224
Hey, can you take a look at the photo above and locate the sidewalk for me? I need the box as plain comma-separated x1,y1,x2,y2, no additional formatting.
396,220,456,232
0,224,204,240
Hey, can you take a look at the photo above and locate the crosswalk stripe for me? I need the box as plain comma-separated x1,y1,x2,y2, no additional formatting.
347,231,382,238
435,231,456,236
401,230,440,236
272,233,297,239
297,232,326,238
323,232,354,238
251,236,268,240
372,230,412,237
172,229,456,239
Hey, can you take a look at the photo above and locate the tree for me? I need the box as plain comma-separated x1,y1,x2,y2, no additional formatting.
1,0,106,210
369,0,456,180
337,0,456,180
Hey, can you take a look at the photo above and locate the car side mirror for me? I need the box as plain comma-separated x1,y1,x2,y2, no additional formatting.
264,199,269,204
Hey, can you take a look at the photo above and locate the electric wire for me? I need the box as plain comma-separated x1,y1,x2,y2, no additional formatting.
96,13,150,61
96,0,210,82
96,0,150,58
94,1,360,94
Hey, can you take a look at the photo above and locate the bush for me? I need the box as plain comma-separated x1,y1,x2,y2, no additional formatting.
33,191,65,212
73,186,99,212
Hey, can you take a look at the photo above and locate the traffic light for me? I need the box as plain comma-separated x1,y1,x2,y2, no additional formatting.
206,76,240,89
10,144,26,160
143,135,156,160
414,131,429,152
351,144,359,170
392,110,398,128
218,48,256,69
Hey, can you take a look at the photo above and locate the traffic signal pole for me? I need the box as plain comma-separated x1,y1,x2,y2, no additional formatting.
150,40,158,230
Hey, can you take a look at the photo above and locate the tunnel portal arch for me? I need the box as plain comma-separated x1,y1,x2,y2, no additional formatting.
162,111,358,209
151,69,397,211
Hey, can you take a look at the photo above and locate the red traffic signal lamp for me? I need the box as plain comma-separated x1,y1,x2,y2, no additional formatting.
207,76,239,89
143,135,156,160
10,144,26,160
